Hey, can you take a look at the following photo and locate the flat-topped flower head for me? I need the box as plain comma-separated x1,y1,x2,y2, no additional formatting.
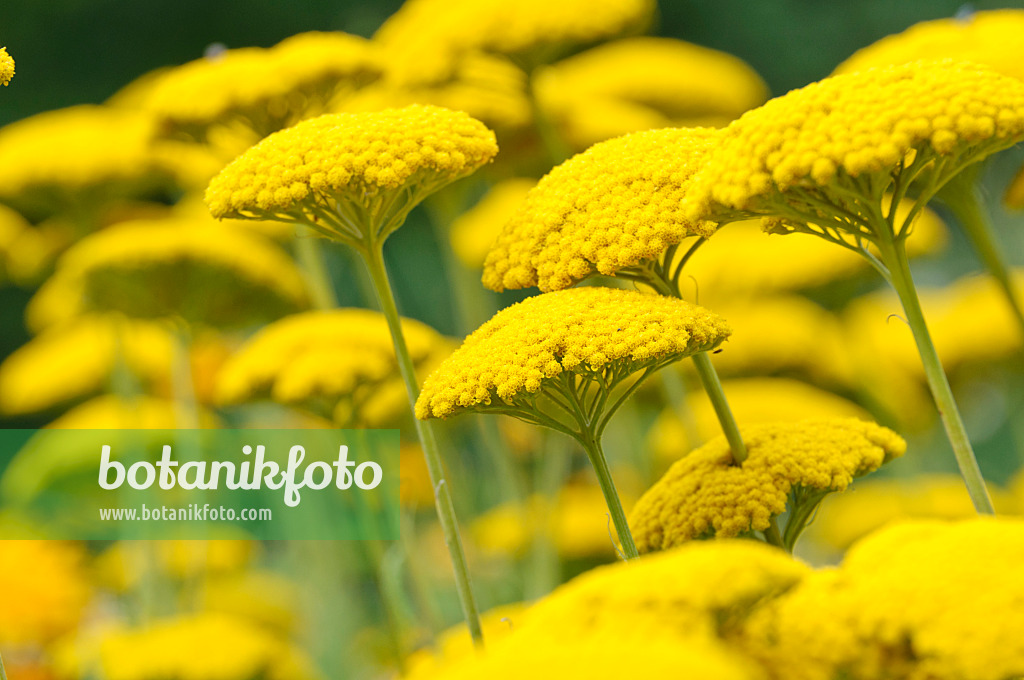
630,419,905,552
835,9,1024,79
216,309,449,423
375,0,655,85
416,286,729,421
205,105,498,246
483,127,720,292
684,61,1024,241
141,32,381,140
0,47,13,86
27,218,309,331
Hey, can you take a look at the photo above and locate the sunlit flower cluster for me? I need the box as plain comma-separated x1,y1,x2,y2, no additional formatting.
630,419,905,549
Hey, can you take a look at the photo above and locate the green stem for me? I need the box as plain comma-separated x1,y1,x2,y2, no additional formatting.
361,243,485,645
579,429,639,560
941,176,1024,340
0,649,8,680
763,516,786,551
691,352,747,463
875,233,995,514
294,235,339,309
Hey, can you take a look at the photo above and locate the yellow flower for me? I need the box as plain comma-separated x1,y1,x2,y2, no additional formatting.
0,315,175,416
141,32,381,139
375,0,655,85
686,204,947,301
404,603,526,677
26,218,309,331
95,540,256,592
215,309,448,412
835,9,1024,79
743,518,1024,680
649,377,870,465
808,474,1019,551
43,395,220,429
630,419,905,550
482,127,719,293
0,106,184,213
416,286,730,419
536,37,767,149
0,46,13,86
684,61,1024,228
0,541,89,645
449,178,535,269
205,105,497,245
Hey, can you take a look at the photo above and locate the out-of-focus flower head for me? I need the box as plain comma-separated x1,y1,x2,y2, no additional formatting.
42,395,220,429
649,377,870,465
536,37,767,150
0,46,13,86
0,106,195,219
205,105,497,247
375,0,656,86
742,518,1024,680
630,419,905,551
0,541,90,646
95,539,257,592
0,315,175,417
483,127,719,293
404,604,527,678
215,308,450,424
138,32,381,143
684,61,1024,241
26,217,310,331
416,287,729,420
449,178,535,269
686,203,946,302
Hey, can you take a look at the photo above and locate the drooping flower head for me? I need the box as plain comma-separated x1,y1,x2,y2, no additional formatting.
140,32,382,141
416,286,730,421
0,46,13,86
630,419,905,552
375,0,656,85
26,218,309,331
683,61,1024,243
205,105,497,247
483,127,720,293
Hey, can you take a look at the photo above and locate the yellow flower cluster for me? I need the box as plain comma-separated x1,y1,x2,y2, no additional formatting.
482,127,719,292
684,61,1024,218
536,37,767,148
0,106,179,203
688,204,946,301
835,9,1024,79
808,474,1019,551
375,0,655,85
0,541,89,645
649,377,869,464
404,604,527,678
205,105,497,221
0,315,174,416
416,287,730,419
141,32,381,133
743,518,1024,680
630,419,906,549
216,308,447,409
449,178,535,269
408,541,800,680
43,395,220,429
27,218,309,330
0,46,13,86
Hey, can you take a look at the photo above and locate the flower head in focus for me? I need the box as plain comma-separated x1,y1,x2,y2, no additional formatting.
205,105,497,248
0,46,13,86
630,419,905,551
483,127,719,293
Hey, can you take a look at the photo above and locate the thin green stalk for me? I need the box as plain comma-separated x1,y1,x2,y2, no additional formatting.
579,429,638,560
691,352,747,464
361,243,485,645
763,517,786,550
294,235,339,309
875,232,995,514
941,175,1024,340
0,649,8,680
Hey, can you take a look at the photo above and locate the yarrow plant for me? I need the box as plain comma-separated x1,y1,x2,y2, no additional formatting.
0,47,13,87
417,286,731,558
683,60,1024,513
206,103,498,643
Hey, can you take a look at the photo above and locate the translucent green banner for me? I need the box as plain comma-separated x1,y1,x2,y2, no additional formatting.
0,429,399,540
